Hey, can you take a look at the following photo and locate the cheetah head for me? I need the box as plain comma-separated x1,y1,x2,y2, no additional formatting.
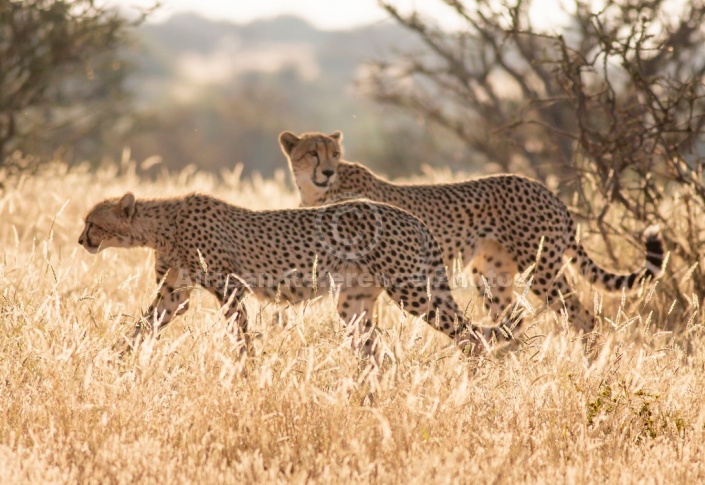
79,193,137,253
279,131,342,206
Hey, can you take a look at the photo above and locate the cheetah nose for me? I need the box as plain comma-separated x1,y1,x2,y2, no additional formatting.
322,169,334,177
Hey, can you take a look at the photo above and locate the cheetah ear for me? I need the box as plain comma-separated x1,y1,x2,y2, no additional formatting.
329,131,343,142
279,131,300,156
118,192,136,221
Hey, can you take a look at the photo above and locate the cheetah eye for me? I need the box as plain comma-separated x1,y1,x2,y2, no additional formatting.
333,151,340,158
309,151,318,157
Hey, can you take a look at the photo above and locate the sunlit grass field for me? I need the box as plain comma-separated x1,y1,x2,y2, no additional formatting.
1,159,704,483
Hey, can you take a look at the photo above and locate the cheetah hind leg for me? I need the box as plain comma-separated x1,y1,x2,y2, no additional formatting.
532,272,596,334
470,240,524,342
337,285,384,365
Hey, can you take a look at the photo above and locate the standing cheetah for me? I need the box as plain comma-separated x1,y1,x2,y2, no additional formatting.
279,130,665,339
79,192,491,358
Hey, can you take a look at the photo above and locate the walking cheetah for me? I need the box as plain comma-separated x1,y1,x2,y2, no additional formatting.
279,130,665,339
79,192,491,358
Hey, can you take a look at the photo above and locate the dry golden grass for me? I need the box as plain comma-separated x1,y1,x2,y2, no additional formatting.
1,161,704,484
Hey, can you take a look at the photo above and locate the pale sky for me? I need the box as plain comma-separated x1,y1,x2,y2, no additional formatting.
119,0,567,31
116,0,695,40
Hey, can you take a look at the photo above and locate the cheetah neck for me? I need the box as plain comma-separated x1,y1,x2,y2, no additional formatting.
128,199,179,251
331,161,388,201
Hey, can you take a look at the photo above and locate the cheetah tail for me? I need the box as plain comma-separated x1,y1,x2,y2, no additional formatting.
571,225,664,291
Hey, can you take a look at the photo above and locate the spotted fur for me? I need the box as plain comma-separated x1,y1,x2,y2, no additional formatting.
280,131,665,339
79,192,491,359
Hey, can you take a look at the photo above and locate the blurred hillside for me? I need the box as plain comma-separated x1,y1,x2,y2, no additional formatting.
123,13,471,178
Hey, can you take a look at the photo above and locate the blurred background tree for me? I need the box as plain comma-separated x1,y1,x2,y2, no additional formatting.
0,5,472,179
364,0,705,308
0,0,146,170
127,14,471,178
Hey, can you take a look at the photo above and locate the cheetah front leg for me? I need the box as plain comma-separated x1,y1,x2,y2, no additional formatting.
213,279,252,356
129,263,192,344
337,284,384,362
